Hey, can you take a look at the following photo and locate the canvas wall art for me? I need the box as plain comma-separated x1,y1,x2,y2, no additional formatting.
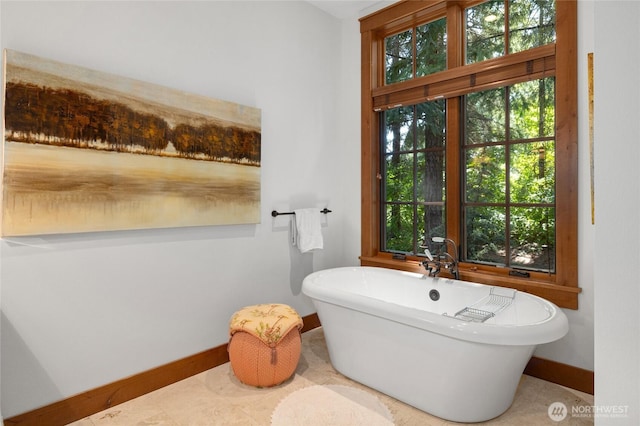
1,49,261,236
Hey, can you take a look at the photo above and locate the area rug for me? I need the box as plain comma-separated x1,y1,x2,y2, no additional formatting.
271,384,394,425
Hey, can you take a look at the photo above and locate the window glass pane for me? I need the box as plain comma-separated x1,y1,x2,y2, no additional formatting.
386,29,413,84
416,100,445,149
509,0,555,54
465,206,506,265
417,152,445,203
417,99,446,211
510,141,555,204
421,204,445,245
382,101,446,256
466,0,505,64
465,87,506,144
464,146,506,203
385,153,413,202
509,78,555,139
416,17,447,77
463,80,556,272
510,207,555,272
384,106,413,152
384,204,414,252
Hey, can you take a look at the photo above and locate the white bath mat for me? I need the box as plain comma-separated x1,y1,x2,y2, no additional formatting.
271,384,394,425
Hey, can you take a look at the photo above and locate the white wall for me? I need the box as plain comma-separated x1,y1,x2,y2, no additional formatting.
532,0,595,372
338,16,362,264
0,3,3,421
0,1,353,417
2,0,623,420
593,1,640,424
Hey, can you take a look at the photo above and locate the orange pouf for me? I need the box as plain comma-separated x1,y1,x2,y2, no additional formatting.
228,304,303,387
228,328,301,387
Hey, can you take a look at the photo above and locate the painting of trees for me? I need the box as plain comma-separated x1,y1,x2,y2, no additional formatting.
4,81,261,164
2,49,262,236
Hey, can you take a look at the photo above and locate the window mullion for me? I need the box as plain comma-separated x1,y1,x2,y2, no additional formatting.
504,86,512,267
445,97,461,253
412,28,418,79
372,49,555,110
412,105,419,253
504,0,510,55
445,1,463,255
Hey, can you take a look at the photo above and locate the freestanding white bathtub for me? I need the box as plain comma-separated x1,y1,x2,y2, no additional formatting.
302,266,569,423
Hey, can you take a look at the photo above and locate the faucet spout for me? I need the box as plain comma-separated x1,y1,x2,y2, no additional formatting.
421,259,440,277
439,251,460,280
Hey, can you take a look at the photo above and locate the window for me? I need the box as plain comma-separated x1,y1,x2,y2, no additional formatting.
463,78,556,272
382,100,446,255
360,0,579,308
385,17,447,84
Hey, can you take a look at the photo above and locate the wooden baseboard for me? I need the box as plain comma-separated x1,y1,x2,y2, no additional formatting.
3,342,230,426
4,312,593,425
4,313,321,426
524,355,594,395
300,311,321,333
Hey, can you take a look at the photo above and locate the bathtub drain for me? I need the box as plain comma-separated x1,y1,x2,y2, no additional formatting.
429,289,440,301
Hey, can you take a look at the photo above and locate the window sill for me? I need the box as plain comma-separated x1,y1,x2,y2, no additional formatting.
360,255,580,310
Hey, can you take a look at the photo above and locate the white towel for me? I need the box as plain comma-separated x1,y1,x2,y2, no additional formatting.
294,209,323,253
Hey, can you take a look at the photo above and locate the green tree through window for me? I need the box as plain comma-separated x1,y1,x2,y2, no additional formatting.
463,78,555,271
361,0,579,307
382,101,446,254
380,1,558,273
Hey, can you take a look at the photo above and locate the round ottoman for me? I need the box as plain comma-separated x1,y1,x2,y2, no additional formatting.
228,303,303,387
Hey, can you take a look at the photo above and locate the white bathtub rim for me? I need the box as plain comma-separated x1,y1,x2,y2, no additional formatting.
302,266,569,346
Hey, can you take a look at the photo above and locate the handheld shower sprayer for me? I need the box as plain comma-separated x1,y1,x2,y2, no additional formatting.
424,248,434,261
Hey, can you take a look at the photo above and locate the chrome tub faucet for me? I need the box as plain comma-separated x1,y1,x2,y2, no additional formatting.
421,237,460,280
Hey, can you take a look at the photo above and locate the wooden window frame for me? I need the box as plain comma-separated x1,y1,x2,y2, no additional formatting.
360,0,580,309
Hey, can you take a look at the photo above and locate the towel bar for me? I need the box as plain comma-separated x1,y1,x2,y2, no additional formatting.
271,208,332,217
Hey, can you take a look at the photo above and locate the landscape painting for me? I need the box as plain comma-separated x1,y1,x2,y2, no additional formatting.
2,49,261,236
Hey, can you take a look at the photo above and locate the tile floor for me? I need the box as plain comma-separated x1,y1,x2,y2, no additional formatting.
68,328,594,425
